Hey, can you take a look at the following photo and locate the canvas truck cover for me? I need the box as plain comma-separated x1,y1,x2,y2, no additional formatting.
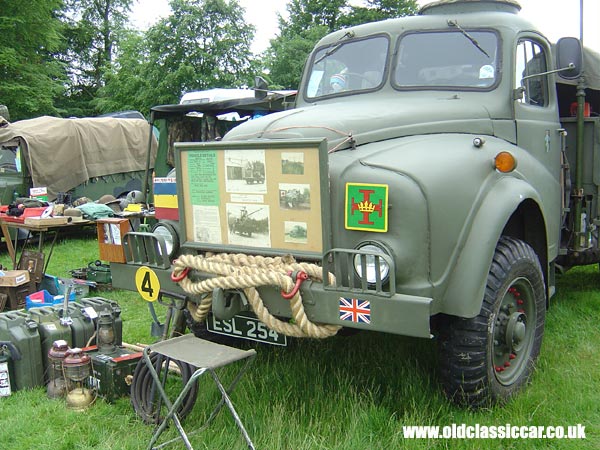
0,116,157,199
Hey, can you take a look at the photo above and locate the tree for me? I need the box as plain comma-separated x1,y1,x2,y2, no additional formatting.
0,0,66,120
340,0,418,27
265,26,329,90
93,30,152,113
283,0,349,35
58,0,133,116
97,0,256,115
264,0,418,89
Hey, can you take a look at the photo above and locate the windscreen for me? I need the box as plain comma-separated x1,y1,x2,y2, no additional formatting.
394,30,499,89
305,35,389,99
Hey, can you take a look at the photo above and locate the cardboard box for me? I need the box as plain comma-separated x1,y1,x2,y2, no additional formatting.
0,270,30,287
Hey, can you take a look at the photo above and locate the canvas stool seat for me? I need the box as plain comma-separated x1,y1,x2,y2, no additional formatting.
142,334,257,450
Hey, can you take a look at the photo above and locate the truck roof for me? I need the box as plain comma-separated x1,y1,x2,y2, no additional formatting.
150,91,297,123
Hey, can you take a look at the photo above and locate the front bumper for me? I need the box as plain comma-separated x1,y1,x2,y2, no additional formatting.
111,233,433,339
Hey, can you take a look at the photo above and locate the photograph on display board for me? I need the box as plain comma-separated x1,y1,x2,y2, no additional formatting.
281,152,304,175
284,221,308,244
226,203,271,247
224,149,267,194
279,183,311,210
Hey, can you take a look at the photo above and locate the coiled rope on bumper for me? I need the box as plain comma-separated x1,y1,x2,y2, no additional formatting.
172,253,340,339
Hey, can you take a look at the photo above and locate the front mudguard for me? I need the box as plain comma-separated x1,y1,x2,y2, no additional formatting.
439,177,547,318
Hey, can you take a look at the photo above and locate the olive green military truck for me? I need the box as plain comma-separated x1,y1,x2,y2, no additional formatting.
111,0,600,406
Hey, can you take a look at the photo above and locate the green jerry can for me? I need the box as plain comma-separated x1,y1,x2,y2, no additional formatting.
77,297,123,346
85,346,142,402
53,302,97,349
0,311,44,390
28,306,72,382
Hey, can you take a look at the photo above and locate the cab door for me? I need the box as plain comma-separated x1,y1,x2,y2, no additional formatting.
513,37,562,257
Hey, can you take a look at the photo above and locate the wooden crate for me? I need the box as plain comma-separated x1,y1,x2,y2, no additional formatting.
0,281,36,310
97,218,130,263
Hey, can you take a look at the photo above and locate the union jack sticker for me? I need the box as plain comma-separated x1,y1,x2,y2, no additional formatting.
339,297,371,324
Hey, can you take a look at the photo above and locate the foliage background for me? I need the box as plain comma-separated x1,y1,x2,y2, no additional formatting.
0,0,417,121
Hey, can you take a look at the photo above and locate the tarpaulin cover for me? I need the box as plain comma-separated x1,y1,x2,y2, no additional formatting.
0,116,157,199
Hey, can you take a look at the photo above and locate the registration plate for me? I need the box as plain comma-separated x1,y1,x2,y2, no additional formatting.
207,314,287,346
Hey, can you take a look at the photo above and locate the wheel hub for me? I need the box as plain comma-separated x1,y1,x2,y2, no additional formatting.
505,312,527,350
493,282,535,385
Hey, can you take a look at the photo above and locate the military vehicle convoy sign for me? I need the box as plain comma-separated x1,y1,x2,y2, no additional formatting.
175,140,329,259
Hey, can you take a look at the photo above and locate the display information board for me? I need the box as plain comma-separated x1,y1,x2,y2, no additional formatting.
176,140,329,259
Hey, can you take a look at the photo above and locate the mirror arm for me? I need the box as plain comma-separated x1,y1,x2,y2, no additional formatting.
520,63,575,84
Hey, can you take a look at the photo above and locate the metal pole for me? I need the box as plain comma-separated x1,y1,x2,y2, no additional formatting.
142,121,155,208
579,0,583,46
573,0,588,251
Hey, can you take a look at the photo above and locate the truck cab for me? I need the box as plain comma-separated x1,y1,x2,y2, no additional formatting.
111,0,600,406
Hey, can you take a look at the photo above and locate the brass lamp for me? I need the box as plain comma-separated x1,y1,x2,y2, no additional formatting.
47,340,69,399
63,348,94,410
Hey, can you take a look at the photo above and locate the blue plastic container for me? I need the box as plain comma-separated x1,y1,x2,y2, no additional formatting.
25,290,75,310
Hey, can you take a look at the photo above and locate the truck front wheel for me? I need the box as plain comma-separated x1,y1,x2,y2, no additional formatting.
439,237,546,407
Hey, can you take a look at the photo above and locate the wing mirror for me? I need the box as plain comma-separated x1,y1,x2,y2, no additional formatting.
556,37,583,80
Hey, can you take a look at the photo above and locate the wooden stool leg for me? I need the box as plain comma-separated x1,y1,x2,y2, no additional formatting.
0,220,16,268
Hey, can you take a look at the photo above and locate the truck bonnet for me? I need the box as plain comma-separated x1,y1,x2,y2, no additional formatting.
222,96,493,152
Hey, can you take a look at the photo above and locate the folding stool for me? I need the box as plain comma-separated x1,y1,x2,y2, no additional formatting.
142,334,257,450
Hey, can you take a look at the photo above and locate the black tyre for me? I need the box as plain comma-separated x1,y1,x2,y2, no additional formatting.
439,237,546,407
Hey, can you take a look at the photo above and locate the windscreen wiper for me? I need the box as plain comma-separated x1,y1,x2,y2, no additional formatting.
314,31,355,64
447,19,490,58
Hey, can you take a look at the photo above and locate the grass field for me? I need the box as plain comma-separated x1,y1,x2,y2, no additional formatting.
0,235,598,449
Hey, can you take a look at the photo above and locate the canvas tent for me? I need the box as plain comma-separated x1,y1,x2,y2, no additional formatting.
0,116,157,200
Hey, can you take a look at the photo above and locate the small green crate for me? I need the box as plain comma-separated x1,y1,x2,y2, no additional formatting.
85,346,142,402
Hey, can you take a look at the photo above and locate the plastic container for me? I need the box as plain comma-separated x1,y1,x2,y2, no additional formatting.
25,289,75,310
0,311,44,390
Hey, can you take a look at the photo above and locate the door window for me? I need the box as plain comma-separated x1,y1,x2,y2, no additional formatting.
515,40,548,106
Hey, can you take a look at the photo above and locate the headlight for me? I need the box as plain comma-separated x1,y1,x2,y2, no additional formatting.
152,221,179,258
353,243,391,284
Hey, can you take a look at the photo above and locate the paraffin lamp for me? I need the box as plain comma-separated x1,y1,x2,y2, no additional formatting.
47,340,69,399
63,348,94,410
97,310,116,354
